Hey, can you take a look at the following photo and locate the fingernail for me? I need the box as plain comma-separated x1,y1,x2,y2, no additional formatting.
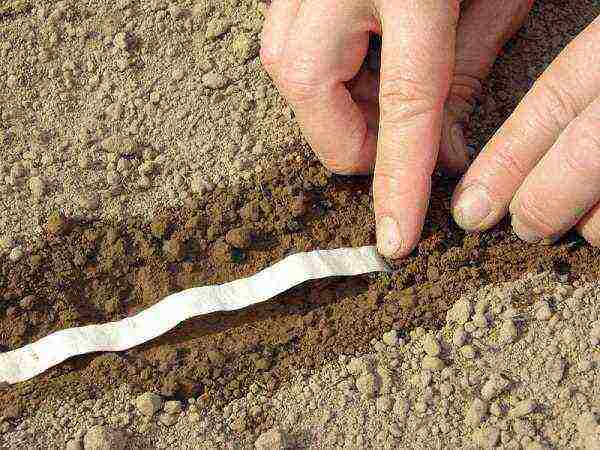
377,216,401,258
453,185,492,230
511,216,543,243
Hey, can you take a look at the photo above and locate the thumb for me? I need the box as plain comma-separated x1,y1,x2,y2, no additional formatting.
439,0,534,176
374,0,459,258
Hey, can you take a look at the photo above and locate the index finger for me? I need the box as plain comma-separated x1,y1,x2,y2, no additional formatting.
374,0,459,257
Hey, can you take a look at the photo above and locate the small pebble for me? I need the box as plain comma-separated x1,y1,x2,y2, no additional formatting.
467,398,488,427
422,355,445,371
66,439,83,450
452,327,467,347
202,72,228,89
114,32,129,50
535,301,553,321
158,413,178,426
225,226,254,249
473,425,500,448
255,428,288,450
500,319,518,344
422,334,441,357
510,399,536,418
449,298,473,324
149,91,161,104
8,246,23,262
135,392,163,417
473,313,489,329
83,425,124,450
28,176,45,197
481,374,509,401
356,373,379,398
172,68,185,81
164,400,182,415
205,18,231,40
382,330,399,346
460,345,477,359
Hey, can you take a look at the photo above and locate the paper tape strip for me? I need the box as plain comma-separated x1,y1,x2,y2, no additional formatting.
0,246,389,385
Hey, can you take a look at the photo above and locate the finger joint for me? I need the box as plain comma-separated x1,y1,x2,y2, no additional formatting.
277,65,324,103
531,78,581,137
561,114,600,176
490,147,529,182
378,74,441,123
579,221,600,248
516,194,559,235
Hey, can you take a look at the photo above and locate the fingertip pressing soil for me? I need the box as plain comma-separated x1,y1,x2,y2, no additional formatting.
0,0,599,443
2,164,600,418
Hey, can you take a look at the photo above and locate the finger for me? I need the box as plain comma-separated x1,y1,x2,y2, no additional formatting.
452,16,600,232
373,0,459,258
577,201,600,247
279,0,379,175
439,0,534,176
510,95,600,243
260,0,301,79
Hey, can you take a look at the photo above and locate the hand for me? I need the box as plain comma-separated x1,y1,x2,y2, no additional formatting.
261,0,533,258
452,16,600,246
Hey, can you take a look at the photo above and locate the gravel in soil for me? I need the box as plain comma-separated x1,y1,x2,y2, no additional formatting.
0,0,299,251
1,271,598,449
2,160,600,423
0,0,599,445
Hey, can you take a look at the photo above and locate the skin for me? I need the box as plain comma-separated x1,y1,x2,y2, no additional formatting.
261,0,534,258
453,16,600,248
262,1,600,257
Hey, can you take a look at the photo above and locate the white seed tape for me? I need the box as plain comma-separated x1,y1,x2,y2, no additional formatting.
0,246,389,385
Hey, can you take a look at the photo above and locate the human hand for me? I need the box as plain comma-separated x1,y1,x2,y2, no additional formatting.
453,16,600,246
261,0,533,258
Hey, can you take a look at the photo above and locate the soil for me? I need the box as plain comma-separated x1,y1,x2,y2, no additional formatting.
0,0,599,447
3,156,600,422
2,271,599,449
0,0,299,252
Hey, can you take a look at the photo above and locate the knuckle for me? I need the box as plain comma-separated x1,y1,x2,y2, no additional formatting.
562,145,600,178
580,224,600,248
374,172,414,202
259,43,278,70
344,119,369,154
318,127,373,175
531,79,580,134
378,74,440,124
516,194,558,235
277,63,321,103
375,165,431,200
575,114,600,151
489,148,529,182
259,22,280,70
561,115,600,176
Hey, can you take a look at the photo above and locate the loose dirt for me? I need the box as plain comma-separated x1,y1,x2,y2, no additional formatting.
0,0,599,448
2,272,599,449
0,0,299,253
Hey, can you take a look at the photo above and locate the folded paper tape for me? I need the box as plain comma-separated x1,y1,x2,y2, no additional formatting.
0,246,390,385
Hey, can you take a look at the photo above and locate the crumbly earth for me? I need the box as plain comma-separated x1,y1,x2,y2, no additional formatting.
1,272,599,449
0,0,599,449
0,0,299,251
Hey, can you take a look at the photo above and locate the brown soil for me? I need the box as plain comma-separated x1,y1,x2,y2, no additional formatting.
1,0,599,437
